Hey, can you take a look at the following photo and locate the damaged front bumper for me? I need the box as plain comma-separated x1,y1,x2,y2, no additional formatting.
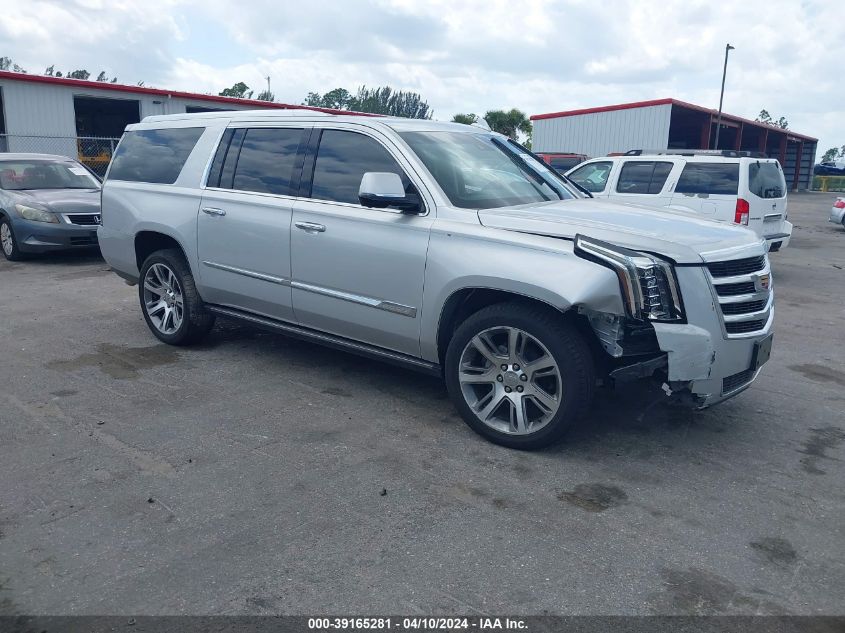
650,265,773,407
594,264,773,408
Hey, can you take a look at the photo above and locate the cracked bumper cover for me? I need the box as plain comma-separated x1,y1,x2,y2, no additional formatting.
650,266,773,407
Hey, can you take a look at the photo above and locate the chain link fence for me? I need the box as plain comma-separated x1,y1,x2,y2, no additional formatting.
0,134,121,177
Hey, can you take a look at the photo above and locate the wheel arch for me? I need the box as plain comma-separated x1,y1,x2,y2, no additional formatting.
435,286,605,367
134,230,189,272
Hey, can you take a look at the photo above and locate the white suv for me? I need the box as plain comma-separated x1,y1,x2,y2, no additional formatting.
566,152,793,251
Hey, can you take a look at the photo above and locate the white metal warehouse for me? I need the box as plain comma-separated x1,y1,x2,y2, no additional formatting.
0,70,342,175
531,98,818,190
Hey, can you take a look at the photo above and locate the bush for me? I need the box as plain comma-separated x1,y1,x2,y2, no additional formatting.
812,175,845,192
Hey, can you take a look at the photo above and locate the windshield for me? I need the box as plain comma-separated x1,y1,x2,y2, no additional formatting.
399,131,577,209
0,160,100,191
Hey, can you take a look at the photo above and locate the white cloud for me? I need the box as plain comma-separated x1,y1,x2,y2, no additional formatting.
0,0,842,151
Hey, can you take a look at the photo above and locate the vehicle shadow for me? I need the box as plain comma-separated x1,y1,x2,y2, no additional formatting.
202,317,729,453
1,248,104,269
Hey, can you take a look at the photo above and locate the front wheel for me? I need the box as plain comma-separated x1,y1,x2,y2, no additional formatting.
445,302,595,450
139,249,215,345
1,218,24,261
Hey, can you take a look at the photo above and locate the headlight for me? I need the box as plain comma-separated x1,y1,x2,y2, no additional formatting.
574,235,684,322
15,204,59,224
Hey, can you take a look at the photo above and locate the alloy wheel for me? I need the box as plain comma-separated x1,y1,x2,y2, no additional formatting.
458,326,562,435
143,263,184,335
1,222,13,256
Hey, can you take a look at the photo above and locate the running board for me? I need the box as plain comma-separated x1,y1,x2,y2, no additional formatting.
206,305,442,377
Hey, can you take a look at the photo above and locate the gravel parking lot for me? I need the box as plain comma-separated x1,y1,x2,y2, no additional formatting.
1,192,843,616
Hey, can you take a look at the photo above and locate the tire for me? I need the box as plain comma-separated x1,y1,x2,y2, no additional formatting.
1,217,24,261
138,249,215,346
445,302,595,450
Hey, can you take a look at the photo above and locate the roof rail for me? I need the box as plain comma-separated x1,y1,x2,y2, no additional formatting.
623,149,769,158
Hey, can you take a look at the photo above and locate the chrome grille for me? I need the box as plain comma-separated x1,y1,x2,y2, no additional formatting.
715,281,756,296
721,299,766,315
707,254,772,338
706,256,766,277
65,213,101,226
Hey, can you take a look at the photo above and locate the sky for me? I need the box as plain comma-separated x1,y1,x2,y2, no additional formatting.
0,0,842,153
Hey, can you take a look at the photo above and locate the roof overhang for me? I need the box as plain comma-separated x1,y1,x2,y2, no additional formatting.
530,98,817,142
0,70,378,117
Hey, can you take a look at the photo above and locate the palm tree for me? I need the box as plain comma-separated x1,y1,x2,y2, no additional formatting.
483,108,532,140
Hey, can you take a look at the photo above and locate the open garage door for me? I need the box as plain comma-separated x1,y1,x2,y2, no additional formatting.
74,96,140,176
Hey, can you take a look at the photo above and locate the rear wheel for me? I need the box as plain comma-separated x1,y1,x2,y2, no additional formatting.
445,302,595,450
139,249,215,345
0,218,24,261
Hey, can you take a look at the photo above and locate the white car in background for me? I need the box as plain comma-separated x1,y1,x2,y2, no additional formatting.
566,152,793,252
830,196,845,227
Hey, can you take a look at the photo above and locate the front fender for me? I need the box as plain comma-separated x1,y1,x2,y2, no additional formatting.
419,227,625,362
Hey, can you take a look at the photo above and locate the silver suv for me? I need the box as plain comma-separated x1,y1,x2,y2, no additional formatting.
99,110,774,449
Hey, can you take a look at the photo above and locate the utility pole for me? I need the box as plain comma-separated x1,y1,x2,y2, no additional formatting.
713,43,735,150
266,76,271,96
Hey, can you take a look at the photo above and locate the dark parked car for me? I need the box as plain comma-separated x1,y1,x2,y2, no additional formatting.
814,160,845,176
0,154,102,261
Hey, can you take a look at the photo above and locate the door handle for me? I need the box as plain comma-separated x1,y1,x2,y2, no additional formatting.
202,207,226,216
295,221,326,233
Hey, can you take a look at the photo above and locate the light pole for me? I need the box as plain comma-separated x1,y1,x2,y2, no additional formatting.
713,43,735,150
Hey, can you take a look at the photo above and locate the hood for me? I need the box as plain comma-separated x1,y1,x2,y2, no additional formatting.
10,188,101,214
477,198,765,264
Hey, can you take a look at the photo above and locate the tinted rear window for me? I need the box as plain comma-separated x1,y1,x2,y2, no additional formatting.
616,161,673,194
675,163,739,195
231,128,304,196
109,128,204,184
748,162,786,199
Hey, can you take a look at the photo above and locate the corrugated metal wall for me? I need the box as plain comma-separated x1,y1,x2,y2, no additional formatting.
0,77,270,156
532,104,672,157
783,141,817,191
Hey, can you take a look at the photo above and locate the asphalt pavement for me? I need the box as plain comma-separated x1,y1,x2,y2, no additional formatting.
0,192,843,615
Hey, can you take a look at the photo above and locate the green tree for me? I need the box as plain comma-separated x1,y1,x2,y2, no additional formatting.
821,146,845,162
256,90,274,102
353,86,431,119
484,108,532,140
755,109,788,130
219,82,253,99
96,71,108,82
452,113,479,125
304,86,431,118
1,57,26,73
45,65,55,76
305,87,355,110
66,69,90,80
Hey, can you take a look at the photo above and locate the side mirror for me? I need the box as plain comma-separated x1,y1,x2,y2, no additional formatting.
358,172,421,214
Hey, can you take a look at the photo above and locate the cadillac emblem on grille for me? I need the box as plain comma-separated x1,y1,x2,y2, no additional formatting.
755,273,770,291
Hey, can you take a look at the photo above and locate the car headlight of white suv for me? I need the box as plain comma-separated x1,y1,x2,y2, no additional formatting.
15,203,59,224
574,235,684,322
